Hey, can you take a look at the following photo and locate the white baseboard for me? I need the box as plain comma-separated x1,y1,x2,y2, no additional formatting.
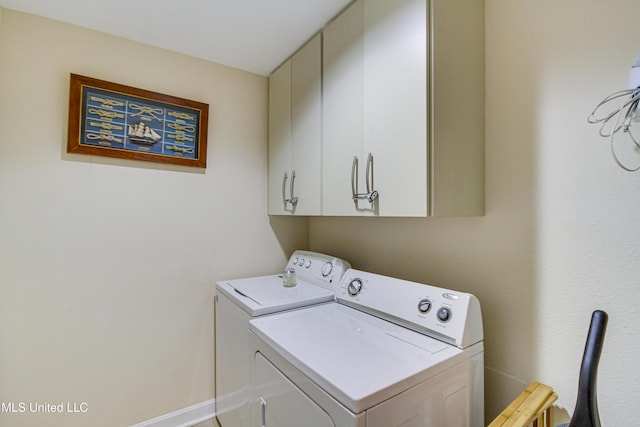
130,399,215,427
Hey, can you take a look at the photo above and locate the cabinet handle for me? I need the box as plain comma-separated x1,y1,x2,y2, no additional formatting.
260,397,267,427
282,172,288,205
351,153,378,203
365,152,376,197
289,170,299,205
282,171,299,206
351,156,358,201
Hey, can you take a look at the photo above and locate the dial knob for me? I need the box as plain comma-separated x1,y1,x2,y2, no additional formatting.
305,260,312,268
321,262,333,277
417,299,432,313
298,258,304,267
347,278,363,296
437,307,451,322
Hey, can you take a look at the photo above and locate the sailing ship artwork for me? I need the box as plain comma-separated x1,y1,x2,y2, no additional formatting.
67,74,209,168
128,121,162,145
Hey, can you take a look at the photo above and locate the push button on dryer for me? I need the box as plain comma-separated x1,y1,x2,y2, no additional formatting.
437,307,451,322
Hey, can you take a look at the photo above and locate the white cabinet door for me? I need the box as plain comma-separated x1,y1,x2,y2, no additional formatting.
364,0,428,217
268,34,322,215
268,58,292,215
253,352,335,427
323,0,428,217
291,34,322,215
322,0,367,215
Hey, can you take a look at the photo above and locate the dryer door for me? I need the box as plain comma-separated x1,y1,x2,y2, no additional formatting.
253,352,335,427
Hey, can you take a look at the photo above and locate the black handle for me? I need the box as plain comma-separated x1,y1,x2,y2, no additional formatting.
569,310,608,427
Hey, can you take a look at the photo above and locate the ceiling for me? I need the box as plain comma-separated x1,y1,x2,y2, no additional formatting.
0,0,352,76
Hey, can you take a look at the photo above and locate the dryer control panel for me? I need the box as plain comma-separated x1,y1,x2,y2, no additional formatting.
337,269,483,349
285,250,351,292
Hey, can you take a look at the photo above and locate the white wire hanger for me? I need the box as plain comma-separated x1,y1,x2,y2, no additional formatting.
588,53,640,171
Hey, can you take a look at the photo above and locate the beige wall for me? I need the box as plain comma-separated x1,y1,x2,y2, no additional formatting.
0,9,307,427
310,0,640,425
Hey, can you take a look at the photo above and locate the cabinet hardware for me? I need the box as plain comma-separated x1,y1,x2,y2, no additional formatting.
282,171,299,206
351,153,378,203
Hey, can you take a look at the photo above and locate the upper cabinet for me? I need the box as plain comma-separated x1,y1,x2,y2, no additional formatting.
269,0,484,217
323,0,430,216
268,34,322,215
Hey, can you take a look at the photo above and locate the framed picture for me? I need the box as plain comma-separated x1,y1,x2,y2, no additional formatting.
67,74,209,168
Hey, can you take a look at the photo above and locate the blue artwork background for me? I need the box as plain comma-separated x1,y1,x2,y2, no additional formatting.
80,86,201,159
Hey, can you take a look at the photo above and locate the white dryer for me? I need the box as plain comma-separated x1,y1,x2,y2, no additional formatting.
249,269,484,427
215,250,350,427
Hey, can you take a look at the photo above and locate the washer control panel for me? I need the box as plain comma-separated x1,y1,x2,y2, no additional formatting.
337,269,483,349
285,250,351,292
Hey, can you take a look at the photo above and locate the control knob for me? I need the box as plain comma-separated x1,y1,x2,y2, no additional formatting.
321,262,333,277
417,299,432,313
347,278,363,296
437,307,451,322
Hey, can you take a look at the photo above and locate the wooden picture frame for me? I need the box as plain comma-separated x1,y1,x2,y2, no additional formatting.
67,74,209,168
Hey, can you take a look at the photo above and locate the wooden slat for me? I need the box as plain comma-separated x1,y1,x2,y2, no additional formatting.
489,382,558,427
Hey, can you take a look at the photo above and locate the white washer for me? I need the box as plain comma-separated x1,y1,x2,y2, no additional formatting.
249,269,484,427
215,250,350,427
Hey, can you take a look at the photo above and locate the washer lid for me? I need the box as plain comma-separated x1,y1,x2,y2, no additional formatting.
217,275,335,316
250,303,482,414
